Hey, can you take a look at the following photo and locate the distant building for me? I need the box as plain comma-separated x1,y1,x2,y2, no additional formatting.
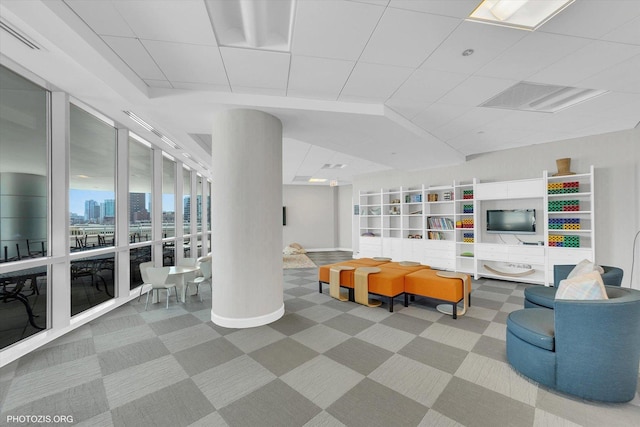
130,193,148,223
84,200,99,222
184,196,191,222
100,199,115,224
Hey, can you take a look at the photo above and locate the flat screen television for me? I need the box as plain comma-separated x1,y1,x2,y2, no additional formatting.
486,209,536,234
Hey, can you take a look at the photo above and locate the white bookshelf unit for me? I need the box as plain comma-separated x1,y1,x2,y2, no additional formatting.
356,167,595,285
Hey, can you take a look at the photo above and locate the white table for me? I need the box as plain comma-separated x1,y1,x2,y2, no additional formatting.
168,265,199,302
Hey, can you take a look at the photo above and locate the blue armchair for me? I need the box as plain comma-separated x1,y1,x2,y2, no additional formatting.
507,286,640,402
524,264,623,309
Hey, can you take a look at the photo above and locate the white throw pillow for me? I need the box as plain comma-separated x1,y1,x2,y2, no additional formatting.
556,271,608,300
567,259,604,279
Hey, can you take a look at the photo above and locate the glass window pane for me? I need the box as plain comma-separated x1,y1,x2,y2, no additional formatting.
196,175,203,234
129,245,151,290
0,265,47,348
0,65,49,348
183,167,191,235
0,65,48,263
129,137,152,243
71,253,115,316
162,242,175,266
207,180,211,229
69,105,116,251
162,157,175,238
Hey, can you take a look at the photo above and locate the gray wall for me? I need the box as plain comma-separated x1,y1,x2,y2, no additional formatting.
282,185,336,251
352,128,640,289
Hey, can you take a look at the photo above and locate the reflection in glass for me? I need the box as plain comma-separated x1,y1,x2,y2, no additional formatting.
196,175,203,234
0,265,48,348
129,137,152,243
162,157,175,238
69,105,116,251
71,253,115,315
207,180,212,229
183,167,191,235
0,65,48,263
130,246,151,290
162,242,175,267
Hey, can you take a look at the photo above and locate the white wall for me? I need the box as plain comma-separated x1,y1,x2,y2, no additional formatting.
353,128,640,289
282,185,336,250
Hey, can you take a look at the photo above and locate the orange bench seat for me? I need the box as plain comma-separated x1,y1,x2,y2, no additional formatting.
404,269,472,318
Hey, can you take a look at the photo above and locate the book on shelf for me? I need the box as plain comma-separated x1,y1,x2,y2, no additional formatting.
428,231,446,240
426,216,454,230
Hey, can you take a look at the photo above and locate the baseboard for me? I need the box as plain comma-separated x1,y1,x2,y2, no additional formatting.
306,247,353,252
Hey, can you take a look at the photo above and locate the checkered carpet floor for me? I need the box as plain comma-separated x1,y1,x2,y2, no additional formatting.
1,252,638,426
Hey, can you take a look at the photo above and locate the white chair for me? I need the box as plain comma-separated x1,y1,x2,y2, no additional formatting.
178,257,199,281
143,266,178,310
185,259,212,302
137,261,154,302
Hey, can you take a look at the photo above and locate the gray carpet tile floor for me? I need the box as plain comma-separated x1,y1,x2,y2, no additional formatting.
1,251,639,427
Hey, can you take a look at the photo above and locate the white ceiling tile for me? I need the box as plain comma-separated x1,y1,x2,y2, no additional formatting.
420,21,527,74
437,76,517,107
142,40,228,85
340,62,413,102
539,0,640,40
169,82,230,92
360,7,459,68
64,0,135,37
101,36,165,80
292,0,384,60
411,103,469,131
602,15,640,45
144,79,173,89
386,68,468,119
577,54,640,93
528,40,640,87
232,86,287,97
389,0,479,18
113,0,217,45
476,31,591,81
220,47,290,90
431,107,511,141
347,0,390,6
287,55,355,99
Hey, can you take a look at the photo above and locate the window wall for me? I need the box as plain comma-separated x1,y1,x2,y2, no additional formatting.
69,104,116,314
0,65,49,348
0,62,209,356
183,167,191,236
162,156,176,265
129,137,153,290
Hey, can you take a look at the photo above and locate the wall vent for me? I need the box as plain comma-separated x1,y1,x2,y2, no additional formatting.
481,81,607,113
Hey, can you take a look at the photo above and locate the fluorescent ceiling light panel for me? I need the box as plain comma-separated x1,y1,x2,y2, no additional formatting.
481,81,608,113
161,136,179,149
308,178,327,183
468,0,575,30
123,111,153,131
206,0,296,52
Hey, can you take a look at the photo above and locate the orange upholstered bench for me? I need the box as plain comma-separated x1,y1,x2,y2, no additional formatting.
318,258,391,300
403,269,472,319
362,263,430,312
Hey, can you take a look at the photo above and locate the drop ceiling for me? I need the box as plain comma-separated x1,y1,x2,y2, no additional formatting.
1,0,639,185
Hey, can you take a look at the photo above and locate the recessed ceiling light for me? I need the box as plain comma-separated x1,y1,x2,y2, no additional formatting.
206,0,296,52
161,136,179,150
467,0,575,31
123,111,153,132
308,178,327,183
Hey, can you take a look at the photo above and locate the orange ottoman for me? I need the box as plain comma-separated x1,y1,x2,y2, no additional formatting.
318,258,390,299
404,269,472,319
354,263,429,312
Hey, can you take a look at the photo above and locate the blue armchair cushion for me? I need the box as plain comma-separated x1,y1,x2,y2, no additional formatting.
507,308,555,351
556,271,608,300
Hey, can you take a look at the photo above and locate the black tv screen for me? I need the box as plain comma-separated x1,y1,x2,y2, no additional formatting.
487,209,536,234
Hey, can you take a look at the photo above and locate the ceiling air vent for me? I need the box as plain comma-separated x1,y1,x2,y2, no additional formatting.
321,164,347,169
481,81,607,113
0,18,41,50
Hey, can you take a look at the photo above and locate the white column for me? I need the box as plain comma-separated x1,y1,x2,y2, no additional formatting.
211,109,284,328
